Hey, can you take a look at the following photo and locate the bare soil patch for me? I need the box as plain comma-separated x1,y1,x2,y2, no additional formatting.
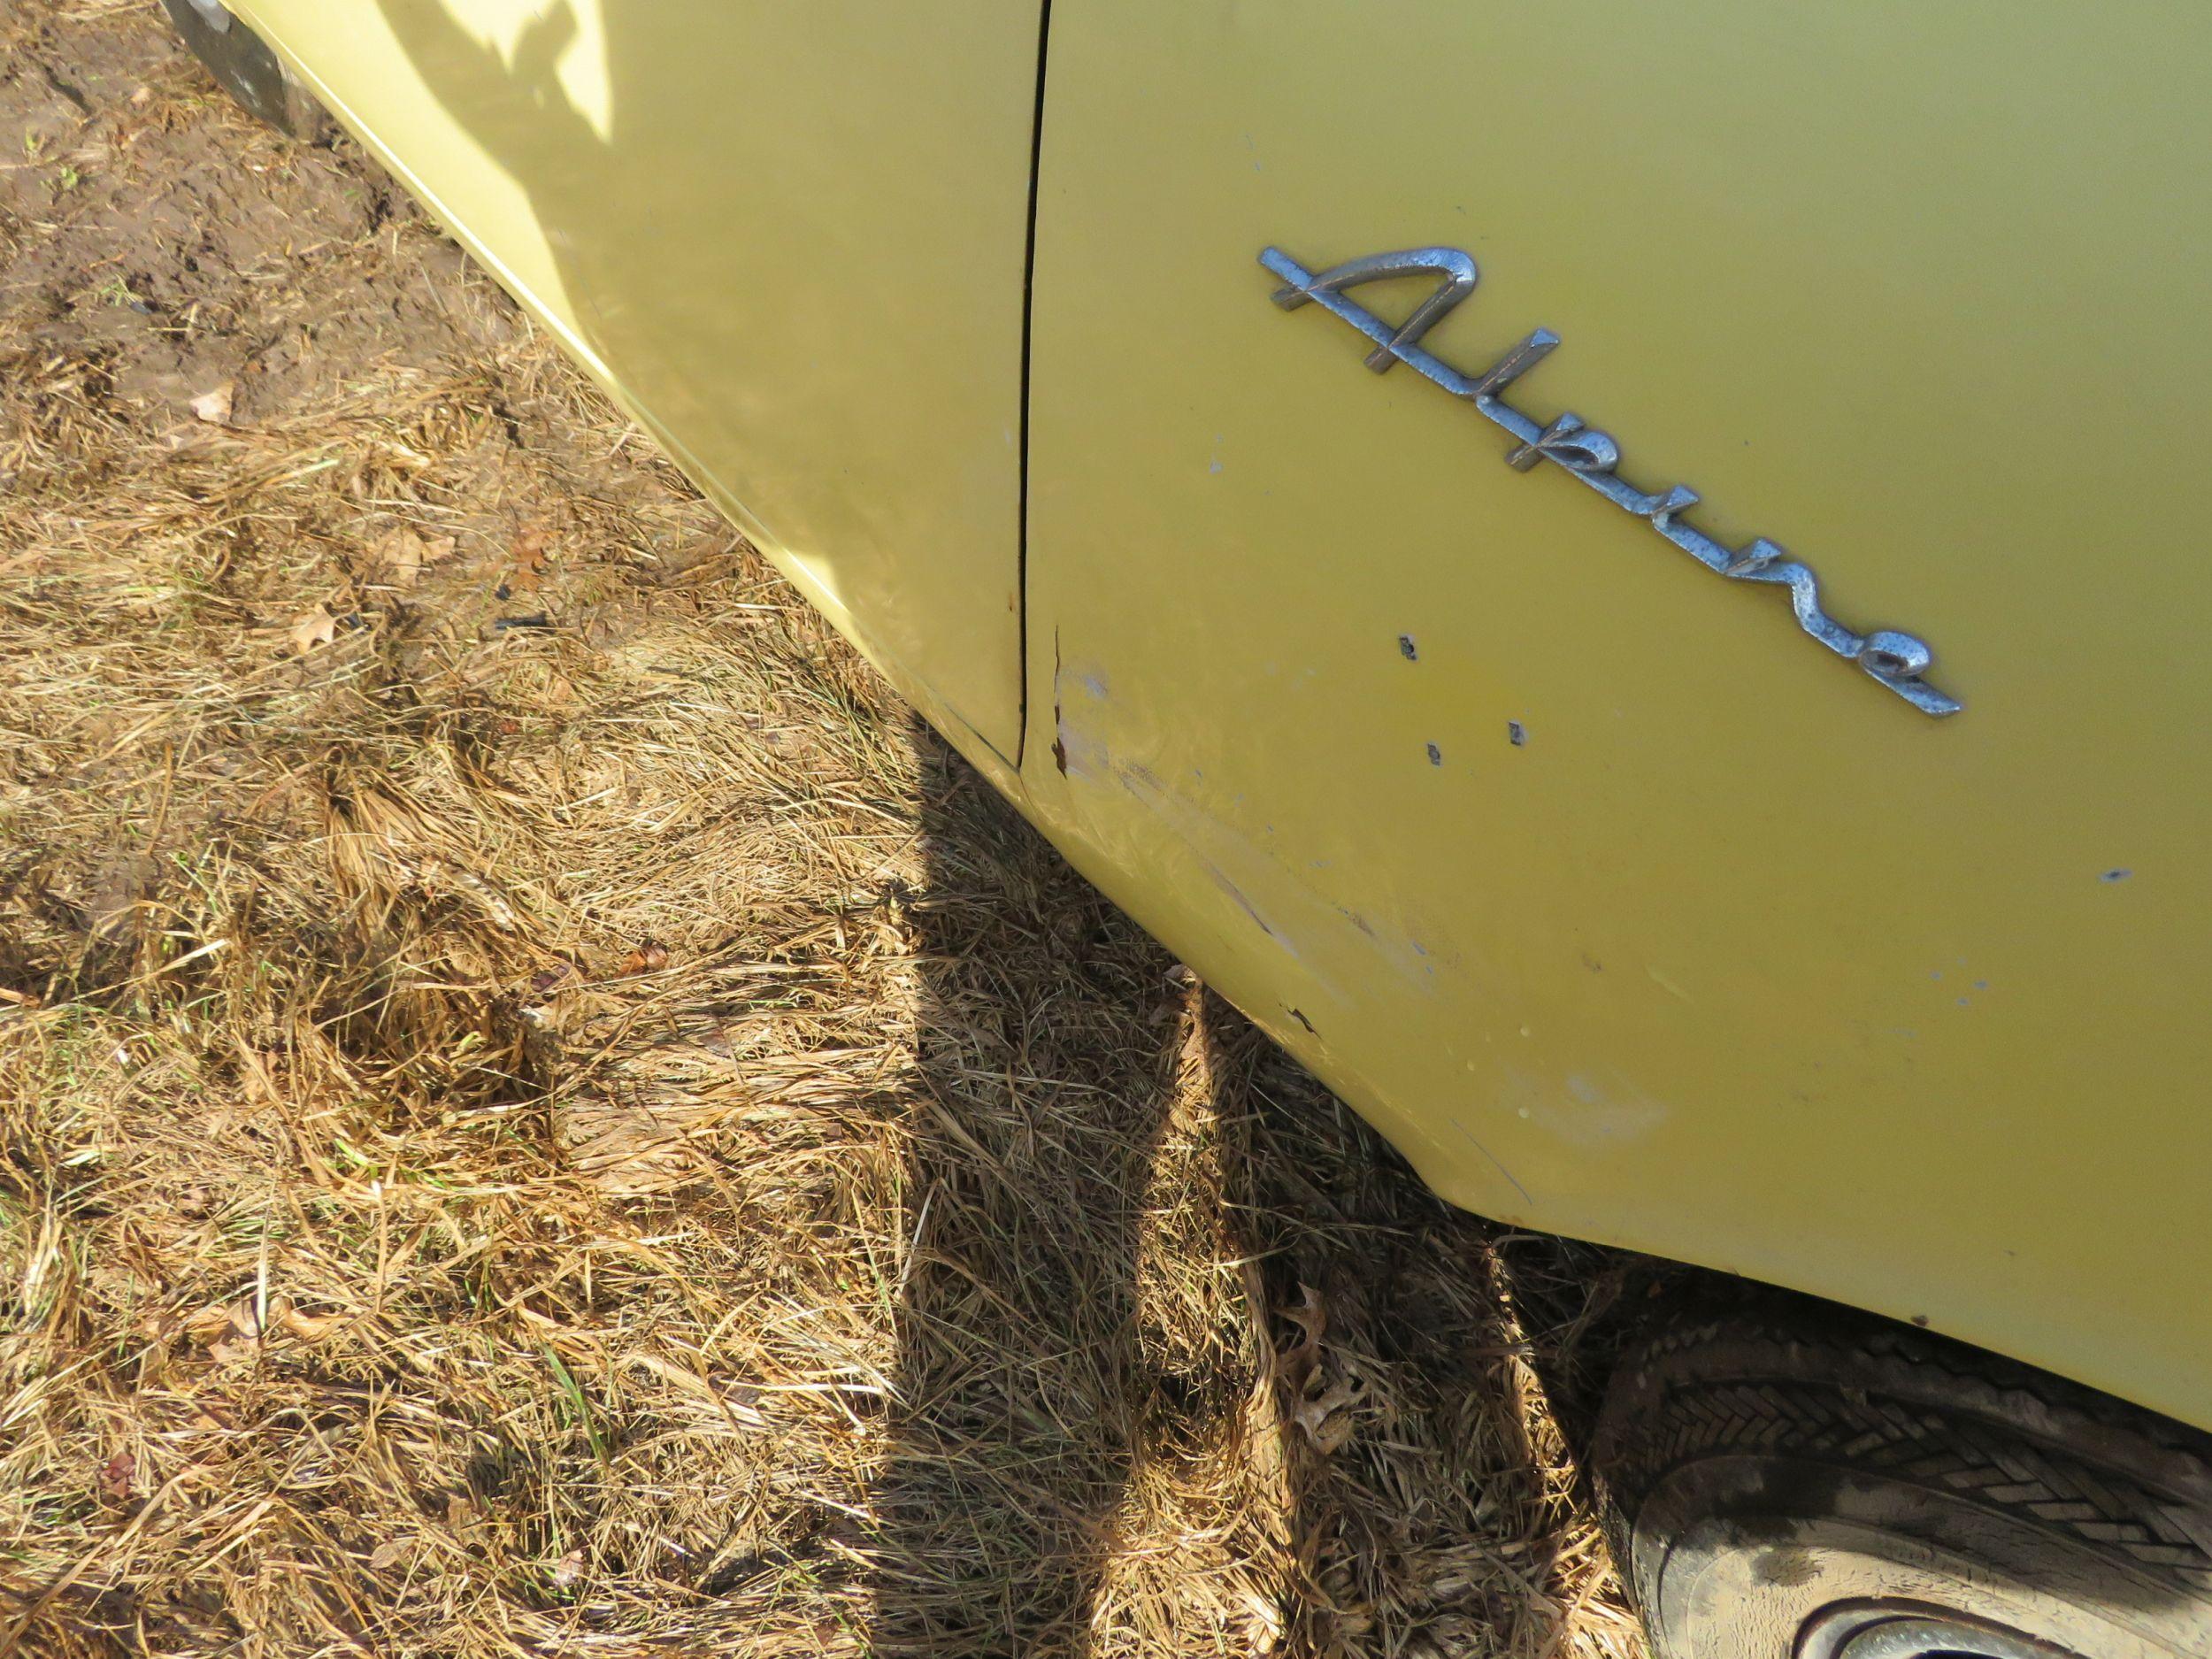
0,4,1643,1655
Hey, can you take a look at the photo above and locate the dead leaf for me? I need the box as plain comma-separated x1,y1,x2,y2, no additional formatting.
0,986,41,1009
129,86,151,107
368,1537,411,1572
287,605,338,655
502,519,552,595
1291,1372,1362,1454
1273,1283,1361,1450
529,959,583,996
181,1302,234,1342
202,1296,264,1365
371,526,457,591
1281,1283,1326,1347
209,1329,260,1365
1277,1283,1327,1394
135,1309,181,1343
188,382,233,426
552,1549,585,1588
278,1304,342,1341
618,939,669,976
99,1448,135,1501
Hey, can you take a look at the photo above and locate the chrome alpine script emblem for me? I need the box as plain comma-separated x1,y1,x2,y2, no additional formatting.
1259,246,1960,716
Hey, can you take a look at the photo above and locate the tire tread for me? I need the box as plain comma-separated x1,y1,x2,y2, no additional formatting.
1594,1296,2212,1605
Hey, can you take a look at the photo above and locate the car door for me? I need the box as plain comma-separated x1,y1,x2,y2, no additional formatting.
232,0,1043,764
1021,0,2212,1427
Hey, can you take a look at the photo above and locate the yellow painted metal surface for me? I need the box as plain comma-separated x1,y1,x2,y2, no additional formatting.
234,0,1041,764
1022,3,2212,1427
227,0,2212,1430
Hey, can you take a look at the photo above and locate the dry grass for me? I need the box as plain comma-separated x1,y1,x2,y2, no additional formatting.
0,4,1646,1655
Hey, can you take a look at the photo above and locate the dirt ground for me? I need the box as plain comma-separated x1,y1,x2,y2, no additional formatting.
0,4,1646,1655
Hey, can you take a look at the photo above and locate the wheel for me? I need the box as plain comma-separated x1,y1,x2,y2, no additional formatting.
158,0,334,142
1592,1297,2212,1659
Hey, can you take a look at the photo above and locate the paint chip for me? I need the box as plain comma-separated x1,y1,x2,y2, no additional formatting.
1425,742,1442,765
1507,720,1527,747
1398,634,1418,661
2101,868,2132,883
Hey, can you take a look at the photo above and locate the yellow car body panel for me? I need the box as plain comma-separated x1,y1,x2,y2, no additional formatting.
1021,3,2212,1429
232,0,1041,764
226,2,2212,1429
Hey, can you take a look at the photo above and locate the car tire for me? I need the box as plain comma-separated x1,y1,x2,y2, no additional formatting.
158,0,334,142
1592,1296,2212,1659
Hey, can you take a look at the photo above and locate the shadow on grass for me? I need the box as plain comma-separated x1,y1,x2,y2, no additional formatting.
872,719,1641,1657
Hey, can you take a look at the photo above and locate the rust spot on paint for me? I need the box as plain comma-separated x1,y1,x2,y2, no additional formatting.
1050,627,1068,775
